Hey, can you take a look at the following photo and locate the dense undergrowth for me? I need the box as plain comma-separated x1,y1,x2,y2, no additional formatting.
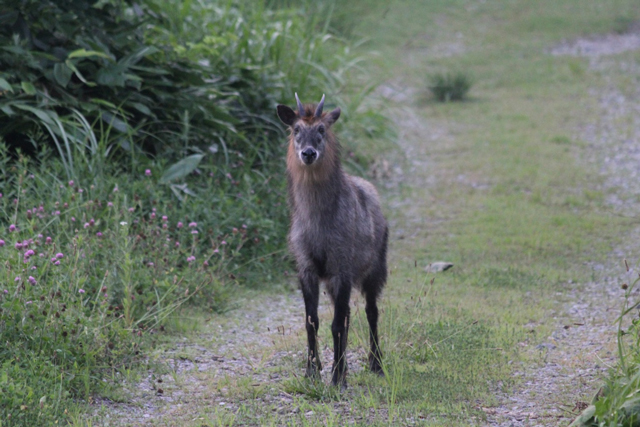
0,0,392,424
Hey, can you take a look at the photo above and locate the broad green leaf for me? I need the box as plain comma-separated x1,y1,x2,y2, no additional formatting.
119,46,160,66
68,49,113,61
160,154,204,184
96,65,127,87
65,60,96,87
89,98,118,109
100,112,130,133
13,104,56,125
0,104,15,115
21,81,36,95
0,77,13,93
131,102,153,116
53,63,73,87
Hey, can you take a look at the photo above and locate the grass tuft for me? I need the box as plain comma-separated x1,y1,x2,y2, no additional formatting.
428,72,473,102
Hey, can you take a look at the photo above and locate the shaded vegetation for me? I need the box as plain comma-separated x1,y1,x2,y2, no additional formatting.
0,0,391,424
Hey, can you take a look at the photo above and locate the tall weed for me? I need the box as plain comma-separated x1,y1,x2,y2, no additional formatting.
571,260,640,426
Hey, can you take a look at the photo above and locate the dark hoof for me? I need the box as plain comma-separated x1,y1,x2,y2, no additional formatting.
305,360,322,379
331,377,348,390
331,365,348,388
305,367,321,379
369,356,384,376
371,365,385,377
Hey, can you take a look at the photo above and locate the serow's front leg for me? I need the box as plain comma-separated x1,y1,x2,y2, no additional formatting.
331,279,351,388
300,270,321,378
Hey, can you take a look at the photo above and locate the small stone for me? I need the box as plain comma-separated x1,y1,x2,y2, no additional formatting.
425,262,454,273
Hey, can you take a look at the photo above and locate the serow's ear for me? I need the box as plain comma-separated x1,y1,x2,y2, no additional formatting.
326,107,341,126
277,104,297,126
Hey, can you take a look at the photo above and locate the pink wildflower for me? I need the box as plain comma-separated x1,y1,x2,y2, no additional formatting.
107,202,114,207
28,276,36,285
187,256,195,263
188,222,197,228
15,242,23,250
177,221,183,229
162,215,168,222
45,236,52,244
145,169,152,177
69,180,74,187
128,207,134,213
96,232,103,237
191,230,198,234
84,223,90,229
78,289,85,294
54,261,60,266
55,253,64,259
0,239,4,247
9,224,16,232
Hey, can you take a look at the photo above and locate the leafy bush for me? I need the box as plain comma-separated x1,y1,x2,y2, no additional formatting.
0,0,367,176
0,148,251,423
428,71,472,102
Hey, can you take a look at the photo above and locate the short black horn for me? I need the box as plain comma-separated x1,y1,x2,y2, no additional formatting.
314,94,325,118
295,93,304,117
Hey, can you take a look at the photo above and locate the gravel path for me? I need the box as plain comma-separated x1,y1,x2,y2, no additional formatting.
488,33,640,426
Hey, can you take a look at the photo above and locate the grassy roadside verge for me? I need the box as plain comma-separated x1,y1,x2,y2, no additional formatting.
79,0,640,425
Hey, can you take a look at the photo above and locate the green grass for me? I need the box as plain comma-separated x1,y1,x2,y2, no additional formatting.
21,0,640,425
155,0,638,424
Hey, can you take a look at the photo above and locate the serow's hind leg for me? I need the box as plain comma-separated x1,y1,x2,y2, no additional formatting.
363,271,385,376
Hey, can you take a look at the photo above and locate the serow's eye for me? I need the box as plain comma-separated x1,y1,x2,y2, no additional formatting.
317,125,325,135
293,126,300,135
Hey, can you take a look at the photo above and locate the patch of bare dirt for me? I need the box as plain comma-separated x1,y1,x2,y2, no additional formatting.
550,32,640,58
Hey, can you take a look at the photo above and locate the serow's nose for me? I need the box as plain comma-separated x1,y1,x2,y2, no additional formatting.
301,148,317,164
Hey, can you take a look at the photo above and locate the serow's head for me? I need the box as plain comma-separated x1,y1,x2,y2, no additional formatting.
276,93,341,166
